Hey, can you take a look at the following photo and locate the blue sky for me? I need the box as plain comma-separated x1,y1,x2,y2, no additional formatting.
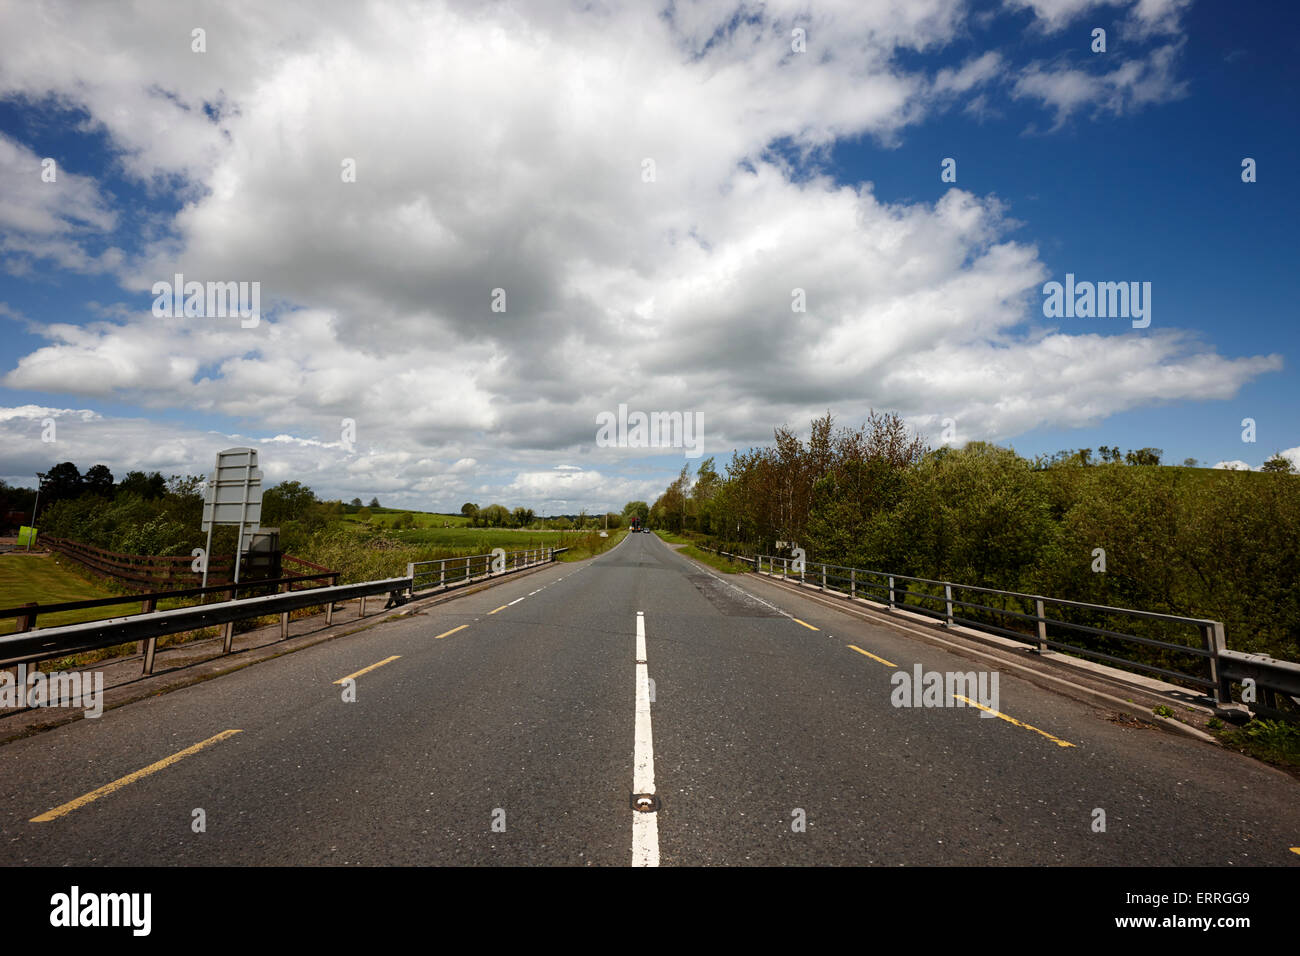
1,0,1296,512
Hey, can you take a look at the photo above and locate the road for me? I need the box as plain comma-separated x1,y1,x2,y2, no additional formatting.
1,532,1297,866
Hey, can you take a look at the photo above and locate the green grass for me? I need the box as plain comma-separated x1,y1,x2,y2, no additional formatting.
1219,718,1300,770
383,526,575,550
679,545,750,574
653,530,694,545
557,528,627,561
0,553,123,635
344,511,472,529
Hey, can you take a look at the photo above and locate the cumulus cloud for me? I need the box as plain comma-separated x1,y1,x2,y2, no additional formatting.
0,133,121,273
0,0,1277,511
1013,42,1188,125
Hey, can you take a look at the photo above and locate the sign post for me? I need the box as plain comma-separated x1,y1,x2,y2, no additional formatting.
201,448,263,590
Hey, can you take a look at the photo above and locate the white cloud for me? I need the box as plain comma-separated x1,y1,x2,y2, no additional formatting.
0,0,1273,511
0,133,121,273
1013,42,1188,125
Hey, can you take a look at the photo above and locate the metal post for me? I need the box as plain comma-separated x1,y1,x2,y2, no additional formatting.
326,574,336,625
440,559,446,588
26,478,42,551
1035,598,1048,654
280,580,290,639
359,594,367,617
945,583,954,626
850,569,856,600
888,576,895,608
406,562,415,597
1204,622,1229,706
136,597,156,655
16,602,37,633
820,564,826,591
222,586,236,653
142,637,157,675
201,520,214,590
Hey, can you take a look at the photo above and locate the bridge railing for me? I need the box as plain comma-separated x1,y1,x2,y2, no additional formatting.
702,547,1296,712
406,546,566,593
0,577,409,676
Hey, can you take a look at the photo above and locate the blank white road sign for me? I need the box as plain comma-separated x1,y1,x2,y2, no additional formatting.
202,447,263,531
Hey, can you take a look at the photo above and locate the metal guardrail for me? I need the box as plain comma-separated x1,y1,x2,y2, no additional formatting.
702,547,1298,712
0,546,569,682
0,572,338,634
406,546,565,593
0,577,409,675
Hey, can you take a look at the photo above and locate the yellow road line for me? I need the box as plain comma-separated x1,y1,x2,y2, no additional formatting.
333,655,401,684
1291,847,1300,856
953,695,1076,748
791,618,818,631
488,605,508,615
31,730,242,823
847,644,897,667
435,624,469,640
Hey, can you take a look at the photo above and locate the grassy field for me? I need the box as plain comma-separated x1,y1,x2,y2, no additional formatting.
342,511,472,529
0,552,127,635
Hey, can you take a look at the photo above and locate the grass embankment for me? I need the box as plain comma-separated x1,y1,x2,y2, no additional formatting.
1216,719,1300,772
0,553,120,634
652,530,750,573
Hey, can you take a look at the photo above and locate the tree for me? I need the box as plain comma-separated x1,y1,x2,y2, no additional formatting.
167,474,205,498
83,464,114,496
1261,452,1296,474
1125,448,1163,467
117,470,167,500
622,501,649,522
356,507,373,521
369,497,381,509
1182,458,1199,468
43,462,84,501
263,480,318,524
350,497,363,507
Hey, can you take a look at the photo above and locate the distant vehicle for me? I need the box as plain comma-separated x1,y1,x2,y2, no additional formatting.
630,517,643,533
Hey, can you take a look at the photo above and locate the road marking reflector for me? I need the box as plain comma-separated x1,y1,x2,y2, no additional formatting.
792,618,819,630
434,624,469,640
31,730,242,823
632,610,658,867
953,695,1076,748
334,655,401,684
847,644,897,667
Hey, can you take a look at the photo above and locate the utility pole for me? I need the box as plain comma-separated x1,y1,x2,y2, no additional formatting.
27,472,45,551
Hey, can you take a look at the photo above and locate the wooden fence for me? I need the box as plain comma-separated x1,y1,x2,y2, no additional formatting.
41,535,333,592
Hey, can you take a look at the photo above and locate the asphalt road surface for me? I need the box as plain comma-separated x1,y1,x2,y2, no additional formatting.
1,532,1297,866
